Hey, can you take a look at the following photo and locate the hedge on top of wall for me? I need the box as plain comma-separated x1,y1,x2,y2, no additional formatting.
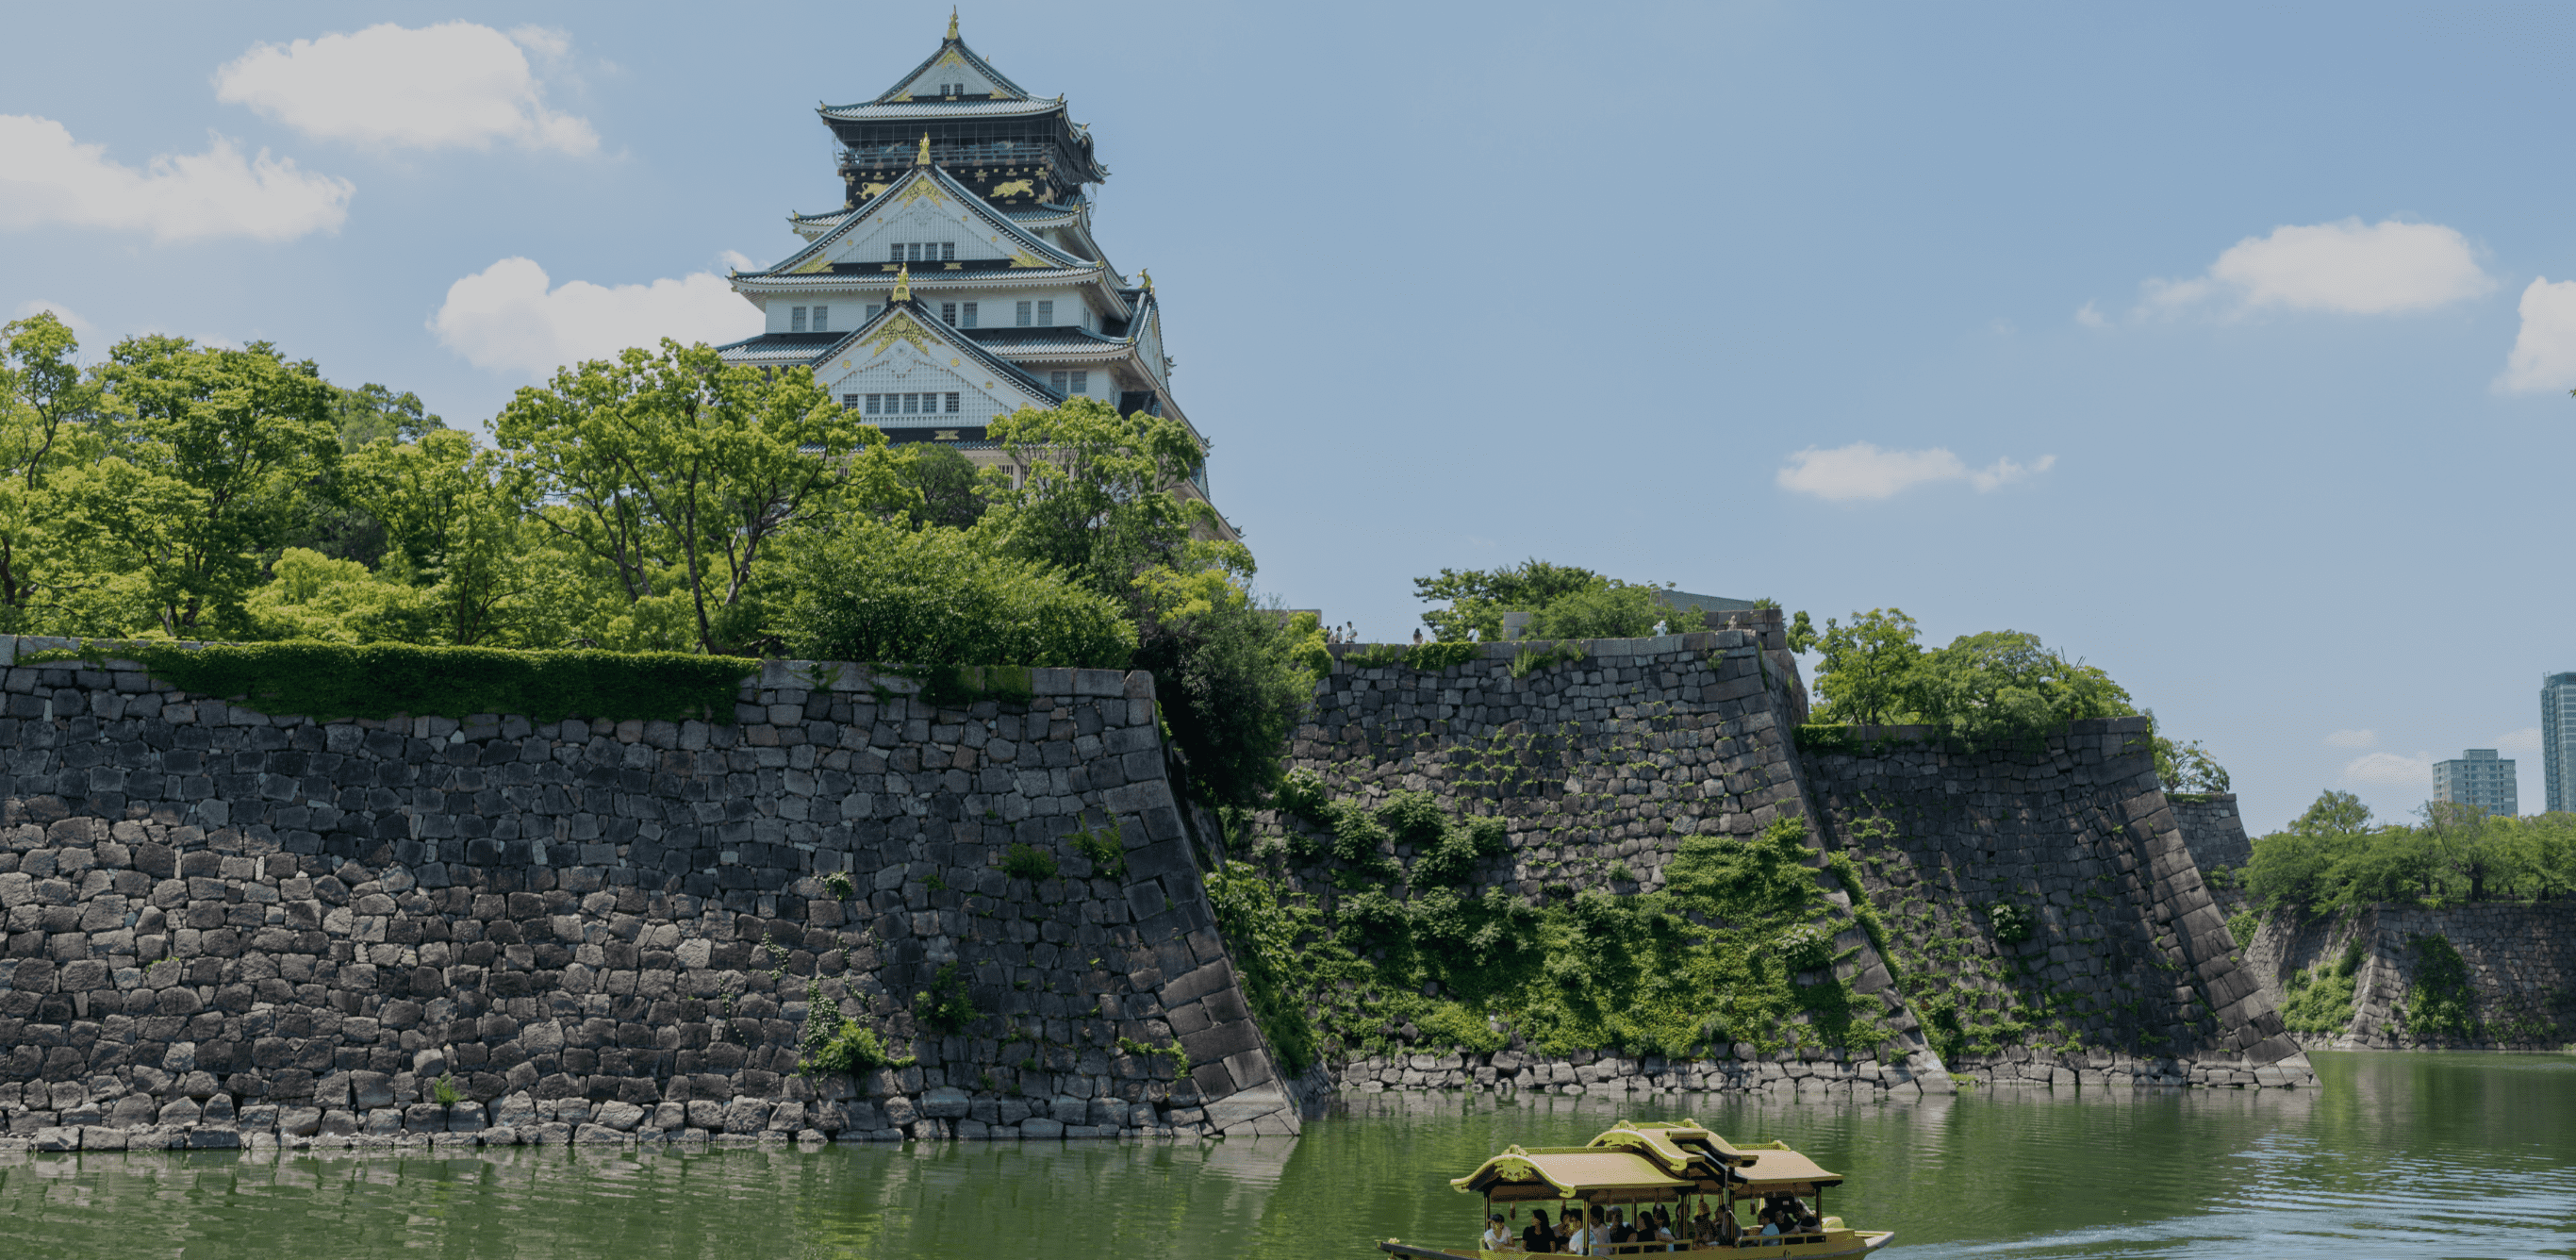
32,640,759,724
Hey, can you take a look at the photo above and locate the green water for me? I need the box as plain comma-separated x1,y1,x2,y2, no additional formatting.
3,1053,2570,1258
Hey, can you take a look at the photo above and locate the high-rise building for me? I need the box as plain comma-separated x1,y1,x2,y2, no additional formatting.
712,15,1230,535
2545,672,2576,813
2432,748,2517,819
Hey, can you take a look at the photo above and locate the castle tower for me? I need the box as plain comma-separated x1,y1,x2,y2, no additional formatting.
716,18,1227,537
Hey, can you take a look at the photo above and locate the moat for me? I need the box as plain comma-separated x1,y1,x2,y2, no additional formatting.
2,1053,2567,1258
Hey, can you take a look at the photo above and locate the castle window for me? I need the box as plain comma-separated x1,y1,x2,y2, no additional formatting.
941,303,957,325
1070,370,1087,395
942,241,956,261
889,244,904,262
865,394,883,415
812,306,830,332
1052,371,1088,395
960,302,977,327
842,393,858,409
1016,301,1032,326
1036,300,1054,326
866,305,881,319
790,307,807,333
945,392,960,413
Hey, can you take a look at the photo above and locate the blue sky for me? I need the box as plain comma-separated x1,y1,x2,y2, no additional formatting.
4,3,2572,832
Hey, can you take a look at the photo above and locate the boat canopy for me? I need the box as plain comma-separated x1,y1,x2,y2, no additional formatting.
1449,1146,1695,1202
1452,1121,1845,1202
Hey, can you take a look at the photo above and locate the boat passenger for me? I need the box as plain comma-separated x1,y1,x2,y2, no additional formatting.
1607,1207,1631,1252
1485,1214,1511,1252
1523,1208,1557,1253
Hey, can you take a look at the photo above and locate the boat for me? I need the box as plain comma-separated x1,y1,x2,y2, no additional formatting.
1378,1119,1894,1256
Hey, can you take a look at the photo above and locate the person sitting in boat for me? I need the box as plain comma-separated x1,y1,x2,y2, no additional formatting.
1563,1207,1593,1256
1485,1214,1511,1252
1522,1208,1557,1253
1647,1206,1676,1252
1606,1208,1631,1252
1712,1205,1742,1246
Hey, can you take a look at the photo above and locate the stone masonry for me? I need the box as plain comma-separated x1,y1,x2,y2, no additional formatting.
1252,617,1947,1093
2253,901,2576,1051
1799,718,2310,1086
0,647,1296,1154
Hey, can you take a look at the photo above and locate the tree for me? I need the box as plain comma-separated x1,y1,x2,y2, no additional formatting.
982,395,1230,608
1908,629,2134,746
339,430,543,645
1130,572,1316,809
0,312,99,626
901,441,988,531
71,336,339,635
1412,559,1639,642
1525,582,1667,640
2152,722,2233,793
766,516,1134,668
329,382,443,451
495,340,900,655
1808,608,1924,727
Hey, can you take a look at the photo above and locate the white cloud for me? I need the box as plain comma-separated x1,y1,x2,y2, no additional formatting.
2494,726,2543,754
2341,750,2434,788
2074,301,2105,328
430,257,761,379
504,25,571,61
2494,277,2576,392
1775,443,2056,503
214,23,598,156
0,115,351,243
9,299,99,344
2324,728,2378,749
2143,219,2492,316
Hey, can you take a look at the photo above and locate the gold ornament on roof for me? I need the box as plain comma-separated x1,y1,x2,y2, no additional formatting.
863,311,933,356
892,265,912,301
916,133,933,165
949,8,959,39
1139,268,1153,290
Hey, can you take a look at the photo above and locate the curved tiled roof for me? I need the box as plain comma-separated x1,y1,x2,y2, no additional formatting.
740,163,1089,281
847,34,1032,107
820,96,1063,122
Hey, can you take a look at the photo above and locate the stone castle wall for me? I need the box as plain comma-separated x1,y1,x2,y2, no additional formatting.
2170,793,2253,875
1797,719,2305,1087
0,651,1296,1153
1247,621,1944,1093
2253,901,2576,1050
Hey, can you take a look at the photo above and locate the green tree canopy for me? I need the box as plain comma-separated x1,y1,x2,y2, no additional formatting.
1412,558,1673,642
495,340,904,655
767,515,1134,669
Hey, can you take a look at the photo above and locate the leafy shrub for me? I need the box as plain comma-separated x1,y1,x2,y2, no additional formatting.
1507,639,1587,678
916,961,980,1034
1131,583,1314,810
1070,827,1127,880
824,870,855,900
57,639,754,723
1527,583,1667,640
2398,933,2479,1040
2224,909,2257,952
1274,768,1330,824
768,516,1136,670
1774,923,1834,971
431,1073,461,1107
1989,902,2035,945
1000,842,1058,882
1416,1002,1507,1053
1404,641,1479,670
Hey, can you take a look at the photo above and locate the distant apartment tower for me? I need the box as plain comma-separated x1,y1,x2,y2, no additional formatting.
2546,672,2576,813
2433,749,2517,819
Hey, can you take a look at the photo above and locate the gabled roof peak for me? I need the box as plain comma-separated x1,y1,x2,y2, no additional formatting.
844,18,1032,108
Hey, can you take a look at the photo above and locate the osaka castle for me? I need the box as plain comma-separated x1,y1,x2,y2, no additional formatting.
718,16,1230,537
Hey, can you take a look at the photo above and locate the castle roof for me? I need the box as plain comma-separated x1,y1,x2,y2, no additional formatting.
738,162,1094,282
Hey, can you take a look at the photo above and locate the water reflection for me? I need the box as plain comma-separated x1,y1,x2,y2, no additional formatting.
0,1053,2567,1259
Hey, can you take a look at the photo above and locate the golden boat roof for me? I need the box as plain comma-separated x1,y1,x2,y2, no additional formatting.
1451,1120,1845,1200
1449,1146,1696,1199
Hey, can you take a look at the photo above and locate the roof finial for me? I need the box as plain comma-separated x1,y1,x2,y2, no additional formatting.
916,132,932,165
1139,268,1153,290
892,265,912,302
948,8,959,39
